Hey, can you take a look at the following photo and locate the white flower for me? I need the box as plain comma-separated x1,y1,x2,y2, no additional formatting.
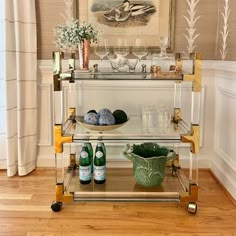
54,19,99,51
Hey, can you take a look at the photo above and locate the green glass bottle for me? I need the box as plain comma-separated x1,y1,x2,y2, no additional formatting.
95,142,106,156
94,143,106,184
79,143,91,184
101,142,106,156
86,142,94,173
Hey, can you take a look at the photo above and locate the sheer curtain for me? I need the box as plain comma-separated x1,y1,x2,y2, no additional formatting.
0,0,37,176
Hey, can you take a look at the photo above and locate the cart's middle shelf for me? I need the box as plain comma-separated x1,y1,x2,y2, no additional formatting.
63,116,189,142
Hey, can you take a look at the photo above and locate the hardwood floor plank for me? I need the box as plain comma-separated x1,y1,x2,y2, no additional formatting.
0,168,235,235
0,205,50,212
0,193,32,200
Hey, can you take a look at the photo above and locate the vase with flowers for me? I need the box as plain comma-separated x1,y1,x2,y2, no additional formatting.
54,19,98,70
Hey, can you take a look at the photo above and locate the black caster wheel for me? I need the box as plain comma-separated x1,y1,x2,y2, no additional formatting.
188,202,197,214
51,202,63,212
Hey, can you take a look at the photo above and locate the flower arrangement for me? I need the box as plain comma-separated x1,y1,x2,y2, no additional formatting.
54,19,99,51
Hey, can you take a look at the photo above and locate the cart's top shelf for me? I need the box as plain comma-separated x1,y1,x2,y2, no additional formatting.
70,70,183,81
63,116,189,142
53,51,201,83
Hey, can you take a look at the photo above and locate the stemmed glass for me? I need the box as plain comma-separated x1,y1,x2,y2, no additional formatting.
94,39,109,61
132,38,148,61
113,38,129,58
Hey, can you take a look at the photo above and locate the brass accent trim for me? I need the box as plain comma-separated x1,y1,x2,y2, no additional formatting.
53,51,75,90
172,154,181,169
173,108,182,123
69,154,76,169
55,183,73,203
183,52,202,92
181,124,200,154
69,107,76,117
175,53,182,72
180,183,198,202
54,125,73,153
53,51,63,91
68,53,75,70
183,74,194,82
193,54,202,92
68,107,76,124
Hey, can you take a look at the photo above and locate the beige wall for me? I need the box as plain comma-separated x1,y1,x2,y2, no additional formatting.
36,0,66,59
36,0,236,60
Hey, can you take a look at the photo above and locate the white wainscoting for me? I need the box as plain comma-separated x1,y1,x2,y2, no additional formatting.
212,63,236,200
38,84,53,146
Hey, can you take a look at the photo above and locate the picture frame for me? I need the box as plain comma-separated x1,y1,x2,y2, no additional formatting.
76,0,175,51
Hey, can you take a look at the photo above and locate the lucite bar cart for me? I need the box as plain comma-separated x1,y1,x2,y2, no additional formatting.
51,52,201,214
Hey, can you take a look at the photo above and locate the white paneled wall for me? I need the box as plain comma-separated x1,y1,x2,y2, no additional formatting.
38,84,53,146
212,64,236,200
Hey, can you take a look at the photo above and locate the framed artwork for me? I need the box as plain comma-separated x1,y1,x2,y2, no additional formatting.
77,0,175,50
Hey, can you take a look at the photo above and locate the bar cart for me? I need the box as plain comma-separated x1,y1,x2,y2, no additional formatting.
51,52,202,214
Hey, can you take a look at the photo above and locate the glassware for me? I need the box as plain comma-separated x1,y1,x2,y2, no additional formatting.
127,58,138,72
94,143,106,184
159,36,168,56
139,104,171,132
156,105,171,131
94,39,109,61
109,58,120,72
132,38,148,61
108,53,120,72
114,38,129,58
139,104,158,131
79,143,92,184
150,36,175,71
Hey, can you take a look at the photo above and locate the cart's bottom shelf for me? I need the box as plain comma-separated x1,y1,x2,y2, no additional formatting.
66,167,190,202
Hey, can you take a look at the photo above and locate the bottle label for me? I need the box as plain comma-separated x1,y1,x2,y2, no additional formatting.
95,150,103,158
94,165,106,181
79,165,91,181
81,151,88,158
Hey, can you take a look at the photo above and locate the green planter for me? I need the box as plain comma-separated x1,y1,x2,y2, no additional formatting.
123,143,176,187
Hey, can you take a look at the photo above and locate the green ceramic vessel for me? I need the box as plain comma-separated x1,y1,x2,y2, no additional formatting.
123,143,176,187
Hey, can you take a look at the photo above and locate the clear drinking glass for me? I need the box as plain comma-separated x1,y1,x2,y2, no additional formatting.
157,105,171,132
139,104,158,131
109,58,120,72
114,38,129,58
94,39,109,61
139,104,171,132
132,38,148,61
107,53,120,72
127,58,138,72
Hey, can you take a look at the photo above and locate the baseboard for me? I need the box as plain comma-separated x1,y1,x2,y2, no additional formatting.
209,169,236,206
0,159,7,169
211,158,236,202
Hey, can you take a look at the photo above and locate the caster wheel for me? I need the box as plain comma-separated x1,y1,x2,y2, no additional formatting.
188,202,197,214
51,202,62,212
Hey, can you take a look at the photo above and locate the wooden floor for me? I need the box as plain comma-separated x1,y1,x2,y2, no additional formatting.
0,168,236,236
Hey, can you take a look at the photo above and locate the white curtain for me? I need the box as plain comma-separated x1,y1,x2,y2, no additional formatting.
0,0,37,176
